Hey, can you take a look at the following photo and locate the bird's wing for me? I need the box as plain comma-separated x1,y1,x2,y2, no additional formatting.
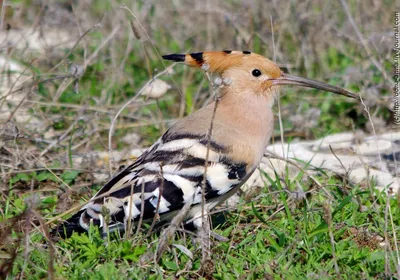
75,130,250,232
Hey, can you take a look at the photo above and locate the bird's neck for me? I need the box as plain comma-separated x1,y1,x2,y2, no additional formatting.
212,89,275,164
217,89,274,137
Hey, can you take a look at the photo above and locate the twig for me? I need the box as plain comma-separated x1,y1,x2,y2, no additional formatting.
0,86,33,136
125,181,135,238
147,164,165,235
0,0,5,30
120,4,186,115
136,180,146,236
263,151,335,200
28,153,74,191
38,115,84,159
388,196,400,279
200,72,221,264
323,203,341,278
36,212,55,280
49,16,103,72
339,0,391,84
107,64,175,175
384,191,392,276
152,198,193,263
85,24,121,66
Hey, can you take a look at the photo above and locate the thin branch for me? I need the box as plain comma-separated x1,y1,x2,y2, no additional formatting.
200,72,221,264
147,164,165,235
107,64,175,175
135,180,146,236
339,0,391,84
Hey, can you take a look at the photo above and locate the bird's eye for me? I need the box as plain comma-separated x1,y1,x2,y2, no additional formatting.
252,69,262,77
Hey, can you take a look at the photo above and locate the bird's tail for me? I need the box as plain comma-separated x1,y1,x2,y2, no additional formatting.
52,210,86,238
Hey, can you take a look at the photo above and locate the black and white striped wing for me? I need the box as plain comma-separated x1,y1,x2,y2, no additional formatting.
75,132,250,232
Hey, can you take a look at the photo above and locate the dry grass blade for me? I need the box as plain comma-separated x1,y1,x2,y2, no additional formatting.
107,64,175,174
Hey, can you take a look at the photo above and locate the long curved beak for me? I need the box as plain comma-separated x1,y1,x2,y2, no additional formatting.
270,73,359,99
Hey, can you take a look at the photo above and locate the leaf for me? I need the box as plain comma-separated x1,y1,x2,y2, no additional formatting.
37,172,57,182
311,193,354,238
61,170,80,183
309,221,328,238
173,244,193,259
251,203,286,247
10,173,31,183
123,245,146,262
251,202,268,225
41,196,57,205
332,194,353,217
369,251,385,262
163,260,178,271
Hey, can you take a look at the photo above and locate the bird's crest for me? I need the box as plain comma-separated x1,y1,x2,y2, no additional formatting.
162,50,267,74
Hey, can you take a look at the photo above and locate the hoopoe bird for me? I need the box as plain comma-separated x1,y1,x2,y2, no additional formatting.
55,51,357,238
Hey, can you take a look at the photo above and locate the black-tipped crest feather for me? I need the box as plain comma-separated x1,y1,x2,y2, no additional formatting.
162,54,185,62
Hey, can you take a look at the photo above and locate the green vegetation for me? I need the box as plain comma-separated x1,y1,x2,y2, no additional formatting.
2,170,396,279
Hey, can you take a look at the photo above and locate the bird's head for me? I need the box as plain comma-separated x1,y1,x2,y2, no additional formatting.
162,50,358,100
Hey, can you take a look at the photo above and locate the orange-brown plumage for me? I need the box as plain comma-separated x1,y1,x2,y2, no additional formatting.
165,50,282,78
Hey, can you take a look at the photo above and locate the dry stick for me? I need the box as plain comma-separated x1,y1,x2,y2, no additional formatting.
200,72,221,264
70,2,85,59
125,182,135,238
28,153,74,192
107,64,175,175
324,202,341,278
384,193,392,276
1,73,78,98
155,99,166,132
49,16,103,72
0,0,5,30
0,87,33,136
0,58,36,109
270,14,287,163
0,57,37,122
51,24,121,99
263,152,335,200
120,4,170,72
328,145,351,188
116,20,134,76
185,204,240,226
382,183,399,277
270,15,276,64
19,208,32,280
147,164,165,235
356,72,398,274
135,180,146,236
1,167,91,176
86,25,121,66
339,0,391,84
38,116,84,159
151,199,193,263
26,99,161,112
329,145,364,208
388,197,400,279
34,212,55,280
120,5,187,111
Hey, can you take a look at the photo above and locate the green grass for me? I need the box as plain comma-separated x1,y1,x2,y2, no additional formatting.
2,170,397,279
